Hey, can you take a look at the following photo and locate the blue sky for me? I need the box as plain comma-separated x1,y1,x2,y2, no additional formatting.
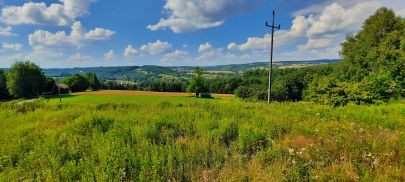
0,0,404,68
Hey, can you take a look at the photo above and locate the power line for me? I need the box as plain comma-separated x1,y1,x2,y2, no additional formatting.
266,10,281,104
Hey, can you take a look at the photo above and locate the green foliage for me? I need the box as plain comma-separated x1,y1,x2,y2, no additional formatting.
305,8,405,106
208,77,242,94
85,73,101,91
62,74,89,92
187,67,209,97
6,61,46,99
0,70,9,101
44,76,56,93
146,81,186,92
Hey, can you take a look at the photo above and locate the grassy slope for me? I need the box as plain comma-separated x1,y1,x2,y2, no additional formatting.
0,95,404,181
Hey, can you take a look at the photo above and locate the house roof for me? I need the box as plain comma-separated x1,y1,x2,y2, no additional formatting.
56,84,69,89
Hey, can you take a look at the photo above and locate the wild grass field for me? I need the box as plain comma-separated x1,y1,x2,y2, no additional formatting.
0,94,404,181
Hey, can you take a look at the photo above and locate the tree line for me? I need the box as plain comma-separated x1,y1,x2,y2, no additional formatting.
0,62,215,100
0,62,103,100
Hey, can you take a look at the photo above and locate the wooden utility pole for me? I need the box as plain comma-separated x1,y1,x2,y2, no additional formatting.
266,10,280,103
55,76,62,102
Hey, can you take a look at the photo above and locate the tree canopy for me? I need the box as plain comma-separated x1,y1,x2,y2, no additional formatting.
6,62,46,99
0,70,9,101
187,67,209,97
85,73,102,91
62,74,90,93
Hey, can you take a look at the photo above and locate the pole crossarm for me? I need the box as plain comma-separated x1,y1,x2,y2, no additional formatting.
265,10,281,104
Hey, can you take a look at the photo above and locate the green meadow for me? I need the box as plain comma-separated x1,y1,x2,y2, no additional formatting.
0,95,404,181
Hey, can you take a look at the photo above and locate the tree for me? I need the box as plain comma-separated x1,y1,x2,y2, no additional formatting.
0,69,9,100
62,74,89,92
45,77,56,94
85,73,101,91
187,67,209,97
7,62,46,99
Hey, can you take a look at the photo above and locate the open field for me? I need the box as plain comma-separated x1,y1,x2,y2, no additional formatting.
0,94,404,181
74,90,235,98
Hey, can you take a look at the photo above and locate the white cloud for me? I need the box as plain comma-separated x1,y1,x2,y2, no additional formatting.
140,40,172,55
298,35,337,50
293,0,359,16
294,0,405,17
28,21,115,47
27,46,64,61
104,50,114,59
232,15,311,51
68,53,93,62
0,0,96,26
227,43,238,50
0,26,16,36
198,42,212,52
1,42,22,51
278,46,341,61
228,1,383,61
147,0,264,33
306,2,381,37
123,44,138,57
162,50,189,61
397,8,405,17
85,28,115,40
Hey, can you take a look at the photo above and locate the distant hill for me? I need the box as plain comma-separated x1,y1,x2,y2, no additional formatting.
2,59,339,82
200,59,338,71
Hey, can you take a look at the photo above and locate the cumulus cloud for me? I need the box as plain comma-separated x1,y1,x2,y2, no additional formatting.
0,26,16,36
198,42,212,52
140,40,172,55
306,1,381,37
279,46,341,61
147,0,264,33
229,1,382,61
123,45,138,57
1,42,22,51
162,50,189,61
227,43,238,50
104,50,115,59
230,15,311,51
0,0,96,26
28,21,115,47
85,28,115,40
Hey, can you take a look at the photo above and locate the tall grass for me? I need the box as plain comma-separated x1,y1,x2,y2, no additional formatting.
0,96,404,181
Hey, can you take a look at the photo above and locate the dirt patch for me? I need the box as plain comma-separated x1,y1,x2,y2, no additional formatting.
283,135,319,149
74,90,234,98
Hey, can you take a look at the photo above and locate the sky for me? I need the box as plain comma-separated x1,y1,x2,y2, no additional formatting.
0,0,404,68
